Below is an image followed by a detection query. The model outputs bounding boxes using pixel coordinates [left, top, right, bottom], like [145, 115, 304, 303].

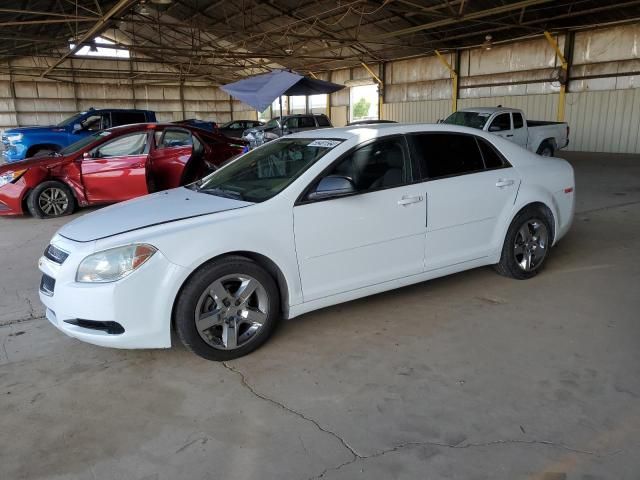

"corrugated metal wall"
[0, 56, 253, 131]
[2, 24, 640, 153]
[380, 23, 640, 154]
[382, 99, 450, 123]
[565, 90, 640, 153]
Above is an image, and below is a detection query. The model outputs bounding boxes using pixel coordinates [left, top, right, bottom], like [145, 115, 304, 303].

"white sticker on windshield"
[307, 139, 341, 148]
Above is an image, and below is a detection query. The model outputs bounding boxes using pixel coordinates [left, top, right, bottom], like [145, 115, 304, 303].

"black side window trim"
[475, 136, 512, 171]
[295, 134, 415, 206]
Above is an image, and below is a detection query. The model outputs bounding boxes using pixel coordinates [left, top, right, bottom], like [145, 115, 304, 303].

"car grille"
[44, 244, 69, 265]
[40, 274, 56, 296]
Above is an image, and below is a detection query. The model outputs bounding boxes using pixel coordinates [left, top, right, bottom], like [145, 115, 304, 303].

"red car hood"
[0, 154, 69, 173]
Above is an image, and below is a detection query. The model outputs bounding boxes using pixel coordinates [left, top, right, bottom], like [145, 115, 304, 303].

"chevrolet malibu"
[38, 124, 575, 361]
[0, 123, 245, 218]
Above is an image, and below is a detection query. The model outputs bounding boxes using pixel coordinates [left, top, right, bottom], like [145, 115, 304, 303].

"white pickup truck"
[442, 107, 569, 156]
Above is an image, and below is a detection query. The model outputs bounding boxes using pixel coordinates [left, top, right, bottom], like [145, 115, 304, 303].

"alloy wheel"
[514, 219, 549, 272]
[194, 274, 270, 350]
[38, 187, 69, 216]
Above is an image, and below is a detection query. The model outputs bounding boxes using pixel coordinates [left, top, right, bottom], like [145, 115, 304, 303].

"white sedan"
[38, 124, 575, 361]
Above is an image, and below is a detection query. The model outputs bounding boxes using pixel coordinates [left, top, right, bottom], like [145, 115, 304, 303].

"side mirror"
[73, 123, 82, 132]
[83, 151, 92, 159]
[437, 119, 443, 124]
[307, 175, 355, 201]
[488, 125, 501, 132]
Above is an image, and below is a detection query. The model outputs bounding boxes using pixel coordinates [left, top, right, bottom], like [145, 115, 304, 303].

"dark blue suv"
[2, 108, 156, 163]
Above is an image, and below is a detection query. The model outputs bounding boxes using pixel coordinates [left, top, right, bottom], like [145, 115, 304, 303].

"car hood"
[0, 154, 68, 174]
[58, 187, 253, 242]
[4, 125, 63, 135]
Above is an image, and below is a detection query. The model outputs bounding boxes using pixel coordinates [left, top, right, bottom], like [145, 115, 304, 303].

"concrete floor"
[1, 151, 639, 480]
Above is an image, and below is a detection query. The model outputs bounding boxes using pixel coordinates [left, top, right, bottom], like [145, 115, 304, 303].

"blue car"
[1, 108, 156, 163]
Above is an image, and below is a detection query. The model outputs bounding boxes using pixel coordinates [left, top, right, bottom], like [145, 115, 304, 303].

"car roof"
[286, 122, 538, 168]
[458, 107, 521, 114]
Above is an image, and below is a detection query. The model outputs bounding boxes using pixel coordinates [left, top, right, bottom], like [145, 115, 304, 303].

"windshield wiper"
[199, 187, 245, 200]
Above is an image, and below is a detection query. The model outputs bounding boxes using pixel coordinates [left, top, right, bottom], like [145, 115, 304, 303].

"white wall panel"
[382, 99, 451, 123]
[565, 89, 640, 153]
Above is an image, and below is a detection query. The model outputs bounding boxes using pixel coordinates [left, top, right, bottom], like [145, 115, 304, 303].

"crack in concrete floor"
[222, 362, 619, 480]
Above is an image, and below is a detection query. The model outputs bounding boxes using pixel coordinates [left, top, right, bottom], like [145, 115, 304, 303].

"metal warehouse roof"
[1, 0, 639, 82]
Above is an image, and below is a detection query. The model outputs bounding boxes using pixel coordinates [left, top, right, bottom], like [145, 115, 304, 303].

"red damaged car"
[0, 123, 246, 218]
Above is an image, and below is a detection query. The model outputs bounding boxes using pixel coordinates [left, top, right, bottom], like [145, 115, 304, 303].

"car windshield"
[59, 131, 111, 155]
[443, 111, 491, 130]
[265, 118, 280, 129]
[194, 138, 343, 203]
[56, 113, 85, 127]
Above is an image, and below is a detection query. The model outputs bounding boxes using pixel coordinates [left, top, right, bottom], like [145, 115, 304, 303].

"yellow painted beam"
[360, 62, 383, 85]
[435, 50, 458, 112]
[361, 62, 384, 120]
[544, 31, 568, 121]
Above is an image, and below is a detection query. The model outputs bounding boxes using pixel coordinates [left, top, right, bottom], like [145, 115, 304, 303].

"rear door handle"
[397, 195, 424, 206]
[496, 179, 515, 188]
[506, 134, 514, 137]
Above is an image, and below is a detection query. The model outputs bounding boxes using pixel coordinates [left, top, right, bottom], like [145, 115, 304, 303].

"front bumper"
[38, 236, 189, 349]
[1, 142, 27, 163]
[0, 178, 28, 215]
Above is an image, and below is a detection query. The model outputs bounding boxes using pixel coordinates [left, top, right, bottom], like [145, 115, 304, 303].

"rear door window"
[316, 115, 331, 127]
[410, 133, 485, 180]
[156, 129, 192, 149]
[477, 137, 509, 169]
[111, 111, 147, 126]
[284, 117, 300, 129]
[300, 116, 316, 128]
[513, 113, 524, 129]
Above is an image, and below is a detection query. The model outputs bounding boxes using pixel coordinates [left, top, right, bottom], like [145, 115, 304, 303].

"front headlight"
[6, 133, 23, 143]
[0, 169, 27, 187]
[76, 244, 157, 283]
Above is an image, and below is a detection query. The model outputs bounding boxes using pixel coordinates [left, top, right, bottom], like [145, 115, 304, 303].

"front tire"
[175, 256, 280, 361]
[494, 206, 552, 280]
[26, 181, 76, 219]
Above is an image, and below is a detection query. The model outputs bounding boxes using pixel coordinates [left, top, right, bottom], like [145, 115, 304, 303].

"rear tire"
[26, 181, 76, 219]
[494, 206, 552, 280]
[537, 141, 554, 157]
[175, 256, 281, 361]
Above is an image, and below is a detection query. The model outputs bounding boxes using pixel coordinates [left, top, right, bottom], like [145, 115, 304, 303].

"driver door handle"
[496, 179, 515, 188]
[506, 134, 514, 137]
[397, 195, 424, 206]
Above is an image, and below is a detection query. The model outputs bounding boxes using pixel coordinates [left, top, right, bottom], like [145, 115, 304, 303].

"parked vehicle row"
[0, 123, 245, 218]
[38, 123, 575, 361]
[2, 108, 157, 163]
[1, 109, 262, 164]
[242, 113, 332, 148]
[442, 107, 569, 157]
